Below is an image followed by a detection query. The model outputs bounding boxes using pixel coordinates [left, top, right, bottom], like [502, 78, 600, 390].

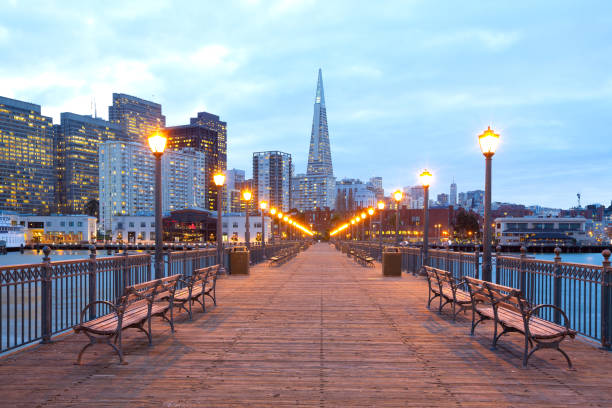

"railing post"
[459, 252, 463, 279]
[495, 245, 501, 284]
[88, 245, 97, 321]
[446, 249, 451, 275]
[601, 249, 611, 349]
[552, 247, 562, 324]
[41, 246, 52, 344]
[122, 245, 129, 293]
[474, 248, 480, 280]
[519, 246, 527, 294]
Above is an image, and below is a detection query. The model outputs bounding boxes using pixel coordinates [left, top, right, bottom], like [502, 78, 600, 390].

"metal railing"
[0, 241, 299, 354]
[336, 241, 612, 348]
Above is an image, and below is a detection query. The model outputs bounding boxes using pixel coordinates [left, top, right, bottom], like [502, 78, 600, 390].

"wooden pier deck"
[1, 243, 611, 407]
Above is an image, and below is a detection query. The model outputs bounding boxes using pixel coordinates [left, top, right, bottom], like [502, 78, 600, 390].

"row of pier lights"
[147, 131, 314, 278]
[331, 126, 500, 281]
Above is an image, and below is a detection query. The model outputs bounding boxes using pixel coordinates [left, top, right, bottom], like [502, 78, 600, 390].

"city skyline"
[1, 1, 611, 208]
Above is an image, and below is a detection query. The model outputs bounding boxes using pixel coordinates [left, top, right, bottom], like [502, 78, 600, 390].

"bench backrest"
[464, 276, 489, 305]
[121, 274, 181, 311]
[464, 276, 528, 315]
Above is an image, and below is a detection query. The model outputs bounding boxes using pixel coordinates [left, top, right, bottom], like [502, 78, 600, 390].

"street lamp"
[360, 212, 366, 241]
[367, 207, 374, 242]
[260, 201, 267, 257]
[478, 126, 500, 281]
[377, 201, 385, 259]
[213, 172, 226, 274]
[242, 190, 252, 250]
[419, 169, 433, 273]
[148, 132, 167, 279]
[393, 190, 403, 244]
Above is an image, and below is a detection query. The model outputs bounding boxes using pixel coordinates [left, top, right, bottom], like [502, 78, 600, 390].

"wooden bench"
[351, 250, 375, 267]
[464, 276, 577, 368]
[171, 265, 220, 319]
[269, 248, 297, 266]
[73, 274, 181, 365]
[424, 266, 471, 320]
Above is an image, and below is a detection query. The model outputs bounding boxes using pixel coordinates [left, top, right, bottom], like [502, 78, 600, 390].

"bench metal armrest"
[527, 304, 572, 332]
[78, 300, 121, 327]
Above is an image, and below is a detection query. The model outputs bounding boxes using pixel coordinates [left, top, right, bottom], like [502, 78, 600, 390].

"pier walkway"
[1, 243, 611, 407]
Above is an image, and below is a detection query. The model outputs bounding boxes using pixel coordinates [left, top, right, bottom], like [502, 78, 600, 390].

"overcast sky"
[1, 0, 611, 208]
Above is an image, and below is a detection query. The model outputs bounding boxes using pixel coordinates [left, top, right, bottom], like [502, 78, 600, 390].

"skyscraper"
[225, 169, 246, 213]
[99, 141, 206, 231]
[108, 93, 165, 144]
[165, 112, 227, 211]
[55, 112, 127, 214]
[0, 96, 54, 214]
[450, 180, 457, 206]
[292, 69, 336, 211]
[253, 151, 292, 212]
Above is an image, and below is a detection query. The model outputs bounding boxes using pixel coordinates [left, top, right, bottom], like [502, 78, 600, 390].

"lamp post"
[419, 169, 433, 272]
[478, 126, 500, 281]
[260, 201, 267, 258]
[213, 173, 226, 274]
[367, 208, 374, 241]
[350, 219, 355, 241]
[269, 207, 276, 243]
[393, 190, 403, 244]
[148, 132, 167, 279]
[377, 201, 385, 259]
[360, 212, 366, 241]
[277, 212, 283, 239]
[242, 190, 252, 250]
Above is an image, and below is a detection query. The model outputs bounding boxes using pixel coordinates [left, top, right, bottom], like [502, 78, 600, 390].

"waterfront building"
[165, 114, 227, 212]
[253, 151, 292, 212]
[163, 209, 217, 242]
[377, 207, 455, 243]
[105, 215, 155, 243]
[108, 93, 165, 145]
[99, 141, 206, 232]
[292, 69, 336, 211]
[450, 180, 457, 206]
[335, 179, 376, 212]
[54, 113, 127, 214]
[494, 216, 588, 245]
[20, 214, 96, 244]
[0, 96, 54, 215]
[222, 213, 272, 243]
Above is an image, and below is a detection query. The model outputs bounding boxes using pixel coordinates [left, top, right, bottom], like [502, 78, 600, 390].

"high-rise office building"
[367, 177, 384, 200]
[165, 113, 227, 211]
[225, 169, 246, 213]
[437, 193, 449, 206]
[190, 111, 227, 170]
[253, 151, 292, 212]
[108, 93, 165, 144]
[292, 69, 336, 211]
[99, 141, 206, 231]
[0, 96, 54, 214]
[336, 179, 376, 212]
[55, 112, 127, 214]
[450, 180, 457, 206]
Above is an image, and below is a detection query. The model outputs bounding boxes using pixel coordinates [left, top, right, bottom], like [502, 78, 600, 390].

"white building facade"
[253, 151, 292, 212]
[20, 215, 97, 244]
[222, 214, 272, 243]
[494, 216, 588, 245]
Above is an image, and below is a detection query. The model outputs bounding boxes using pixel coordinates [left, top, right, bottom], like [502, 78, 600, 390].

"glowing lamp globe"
[270, 207, 276, 215]
[419, 169, 433, 187]
[260, 201, 268, 210]
[277, 212, 283, 219]
[377, 201, 385, 210]
[478, 126, 500, 156]
[242, 191, 252, 201]
[361, 212, 366, 219]
[213, 173, 226, 187]
[393, 190, 403, 202]
[368, 208, 374, 216]
[148, 133, 167, 154]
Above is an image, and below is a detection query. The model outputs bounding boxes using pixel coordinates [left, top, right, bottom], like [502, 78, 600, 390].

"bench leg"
[75, 340, 94, 365]
[524, 339, 573, 369]
[136, 322, 153, 345]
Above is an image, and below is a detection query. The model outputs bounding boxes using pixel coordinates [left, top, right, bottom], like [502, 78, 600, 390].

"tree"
[453, 208, 480, 239]
[84, 199, 99, 218]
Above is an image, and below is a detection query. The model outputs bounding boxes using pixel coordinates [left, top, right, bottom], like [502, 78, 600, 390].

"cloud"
[0, 25, 8, 42]
[424, 29, 521, 51]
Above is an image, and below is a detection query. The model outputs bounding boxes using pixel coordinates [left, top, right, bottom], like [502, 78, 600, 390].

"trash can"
[229, 246, 250, 275]
[382, 247, 402, 277]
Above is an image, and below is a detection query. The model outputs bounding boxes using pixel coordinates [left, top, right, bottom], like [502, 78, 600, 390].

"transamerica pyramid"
[307, 68, 333, 176]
